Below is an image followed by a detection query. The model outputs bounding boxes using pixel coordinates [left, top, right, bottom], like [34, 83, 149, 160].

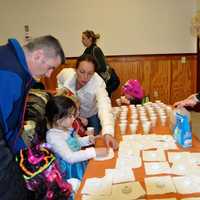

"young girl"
[45, 95, 108, 180]
[116, 79, 144, 105]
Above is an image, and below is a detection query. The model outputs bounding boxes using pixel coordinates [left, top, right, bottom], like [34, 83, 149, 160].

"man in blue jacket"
[0, 35, 65, 200]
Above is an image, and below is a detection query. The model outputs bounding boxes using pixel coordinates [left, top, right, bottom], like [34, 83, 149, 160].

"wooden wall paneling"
[41, 54, 197, 107]
[192, 56, 197, 92]
[108, 59, 143, 104]
[108, 62, 129, 104]
[137, 60, 151, 99]
[170, 56, 197, 104]
[149, 59, 171, 104]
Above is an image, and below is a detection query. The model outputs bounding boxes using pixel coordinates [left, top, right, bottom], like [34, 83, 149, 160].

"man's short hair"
[24, 35, 65, 64]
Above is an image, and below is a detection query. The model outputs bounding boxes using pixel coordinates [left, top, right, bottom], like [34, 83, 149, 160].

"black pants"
[105, 68, 120, 97]
[0, 126, 32, 200]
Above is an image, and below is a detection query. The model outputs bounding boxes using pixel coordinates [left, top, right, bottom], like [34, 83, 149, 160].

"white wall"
[0, 0, 197, 56]
[197, 0, 200, 10]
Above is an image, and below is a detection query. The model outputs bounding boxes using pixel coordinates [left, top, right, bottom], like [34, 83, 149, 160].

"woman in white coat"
[57, 55, 118, 150]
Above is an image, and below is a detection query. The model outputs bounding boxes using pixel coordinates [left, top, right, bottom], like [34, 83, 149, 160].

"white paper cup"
[166, 106, 172, 116]
[131, 114, 138, 120]
[131, 119, 139, 126]
[121, 105, 128, 110]
[87, 127, 95, 135]
[129, 105, 135, 109]
[140, 117, 148, 123]
[136, 105, 142, 108]
[160, 115, 167, 126]
[120, 113, 127, 119]
[150, 116, 157, 127]
[130, 108, 137, 114]
[120, 119, 128, 124]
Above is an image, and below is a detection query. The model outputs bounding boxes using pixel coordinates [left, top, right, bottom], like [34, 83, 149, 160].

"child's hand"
[124, 98, 130, 105]
[116, 98, 122, 106]
[120, 96, 130, 105]
[79, 117, 88, 126]
[95, 147, 109, 158]
[89, 135, 95, 144]
[89, 135, 101, 144]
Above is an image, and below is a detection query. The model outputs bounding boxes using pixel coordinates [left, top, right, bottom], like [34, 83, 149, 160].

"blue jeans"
[87, 114, 102, 135]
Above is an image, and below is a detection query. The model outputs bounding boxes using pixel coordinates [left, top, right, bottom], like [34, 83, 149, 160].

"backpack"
[22, 89, 52, 146]
[16, 144, 72, 200]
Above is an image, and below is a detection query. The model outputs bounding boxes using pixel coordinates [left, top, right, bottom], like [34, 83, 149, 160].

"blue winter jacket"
[0, 39, 34, 153]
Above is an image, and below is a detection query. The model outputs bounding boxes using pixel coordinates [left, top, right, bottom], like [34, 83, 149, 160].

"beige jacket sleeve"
[95, 81, 115, 136]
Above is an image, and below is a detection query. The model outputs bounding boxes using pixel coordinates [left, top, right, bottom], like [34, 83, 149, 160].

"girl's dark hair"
[76, 54, 98, 72]
[82, 30, 100, 44]
[45, 96, 77, 127]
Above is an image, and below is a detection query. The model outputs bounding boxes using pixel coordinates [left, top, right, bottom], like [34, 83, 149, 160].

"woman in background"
[82, 30, 107, 76]
[81, 30, 120, 97]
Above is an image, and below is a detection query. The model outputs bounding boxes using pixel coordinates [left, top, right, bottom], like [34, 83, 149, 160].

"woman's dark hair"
[45, 96, 77, 127]
[82, 30, 100, 44]
[75, 54, 98, 72]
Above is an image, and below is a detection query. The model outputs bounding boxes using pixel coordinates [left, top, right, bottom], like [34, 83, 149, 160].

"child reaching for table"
[116, 79, 144, 105]
[45, 96, 108, 180]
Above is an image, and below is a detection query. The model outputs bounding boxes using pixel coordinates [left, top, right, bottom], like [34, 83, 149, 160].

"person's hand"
[89, 135, 95, 144]
[95, 147, 109, 157]
[124, 98, 130, 105]
[103, 134, 118, 150]
[173, 94, 198, 108]
[116, 98, 122, 106]
[120, 96, 130, 105]
[79, 117, 88, 126]
[88, 135, 102, 144]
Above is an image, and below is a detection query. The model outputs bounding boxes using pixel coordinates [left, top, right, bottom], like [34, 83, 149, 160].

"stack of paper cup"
[119, 123, 127, 135]
[120, 113, 127, 121]
[129, 123, 137, 134]
[131, 113, 138, 120]
[131, 119, 139, 126]
[160, 115, 167, 126]
[150, 115, 157, 127]
[166, 106, 172, 116]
